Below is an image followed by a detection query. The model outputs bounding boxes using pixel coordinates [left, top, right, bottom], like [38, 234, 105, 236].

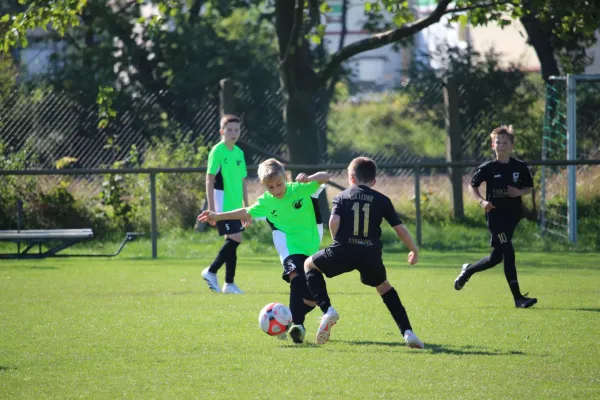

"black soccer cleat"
[515, 293, 538, 309]
[288, 324, 306, 344]
[454, 263, 471, 291]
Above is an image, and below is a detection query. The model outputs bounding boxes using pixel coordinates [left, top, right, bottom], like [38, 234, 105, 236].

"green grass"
[2, 218, 595, 262]
[1, 249, 599, 399]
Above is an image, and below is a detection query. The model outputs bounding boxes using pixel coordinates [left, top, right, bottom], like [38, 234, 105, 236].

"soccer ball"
[258, 302, 293, 336]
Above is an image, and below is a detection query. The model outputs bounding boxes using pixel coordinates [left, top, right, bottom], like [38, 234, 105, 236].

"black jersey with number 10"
[331, 185, 402, 250]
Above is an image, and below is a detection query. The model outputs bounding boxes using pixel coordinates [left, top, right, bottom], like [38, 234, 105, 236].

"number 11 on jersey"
[351, 202, 370, 237]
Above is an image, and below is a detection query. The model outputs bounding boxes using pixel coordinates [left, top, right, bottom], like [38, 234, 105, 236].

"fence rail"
[2, 158, 599, 258]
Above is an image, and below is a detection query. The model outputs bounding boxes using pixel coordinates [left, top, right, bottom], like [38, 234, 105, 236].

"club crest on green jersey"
[293, 199, 304, 209]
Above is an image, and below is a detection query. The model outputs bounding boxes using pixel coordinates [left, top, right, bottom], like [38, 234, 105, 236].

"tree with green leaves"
[2, 0, 599, 167]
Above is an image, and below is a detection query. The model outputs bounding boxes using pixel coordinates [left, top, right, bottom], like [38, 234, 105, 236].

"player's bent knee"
[375, 280, 392, 295]
[288, 270, 299, 281]
[304, 256, 318, 272]
[490, 254, 503, 265]
[226, 233, 243, 243]
[303, 299, 316, 307]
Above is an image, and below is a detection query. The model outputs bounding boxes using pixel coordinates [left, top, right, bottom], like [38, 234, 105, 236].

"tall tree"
[2, 0, 599, 164]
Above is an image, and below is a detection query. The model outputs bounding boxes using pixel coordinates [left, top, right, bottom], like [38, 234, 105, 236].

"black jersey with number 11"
[331, 185, 402, 250]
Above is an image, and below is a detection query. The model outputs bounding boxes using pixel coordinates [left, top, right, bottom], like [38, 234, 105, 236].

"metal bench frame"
[0, 229, 142, 259]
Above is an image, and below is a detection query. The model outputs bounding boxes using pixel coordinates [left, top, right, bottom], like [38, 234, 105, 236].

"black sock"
[208, 239, 237, 274]
[381, 287, 412, 335]
[502, 242, 522, 299]
[466, 246, 503, 278]
[224, 239, 240, 284]
[290, 276, 312, 325]
[305, 269, 331, 313]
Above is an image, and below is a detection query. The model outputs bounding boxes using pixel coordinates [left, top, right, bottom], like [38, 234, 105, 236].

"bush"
[0, 134, 208, 238]
[328, 93, 446, 163]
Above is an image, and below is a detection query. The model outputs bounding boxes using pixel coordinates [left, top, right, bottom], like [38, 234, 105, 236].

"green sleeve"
[295, 181, 321, 197]
[247, 195, 268, 218]
[207, 146, 221, 175]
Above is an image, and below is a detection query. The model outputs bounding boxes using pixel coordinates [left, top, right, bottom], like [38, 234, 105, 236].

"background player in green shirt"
[198, 159, 330, 344]
[201, 114, 248, 294]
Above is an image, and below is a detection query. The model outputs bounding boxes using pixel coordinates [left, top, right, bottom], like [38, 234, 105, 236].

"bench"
[0, 229, 142, 259]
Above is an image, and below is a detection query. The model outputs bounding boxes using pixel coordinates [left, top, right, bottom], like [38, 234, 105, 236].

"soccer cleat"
[316, 307, 339, 345]
[515, 293, 538, 308]
[454, 263, 471, 291]
[403, 330, 425, 349]
[222, 283, 244, 294]
[201, 267, 221, 293]
[288, 324, 306, 344]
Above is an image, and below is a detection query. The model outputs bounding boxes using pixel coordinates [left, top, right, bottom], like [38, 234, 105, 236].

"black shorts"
[282, 254, 309, 283]
[216, 220, 244, 236]
[312, 242, 386, 287]
[487, 215, 519, 247]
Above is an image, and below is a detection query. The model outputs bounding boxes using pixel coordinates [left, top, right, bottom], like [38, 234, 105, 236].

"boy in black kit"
[454, 125, 537, 308]
[304, 157, 424, 348]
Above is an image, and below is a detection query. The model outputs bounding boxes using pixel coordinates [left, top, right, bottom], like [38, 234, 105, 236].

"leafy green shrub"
[0, 142, 39, 228]
[129, 134, 209, 232]
[328, 92, 446, 163]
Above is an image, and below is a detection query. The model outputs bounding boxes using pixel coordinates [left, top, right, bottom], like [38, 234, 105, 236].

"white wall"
[323, 1, 403, 89]
[585, 33, 600, 75]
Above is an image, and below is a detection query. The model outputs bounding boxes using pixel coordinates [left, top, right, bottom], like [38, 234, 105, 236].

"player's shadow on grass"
[0, 366, 16, 371]
[282, 343, 320, 349]
[423, 343, 525, 356]
[529, 307, 600, 313]
[341, 340, 525, 356]
[28, 265, 59, 270]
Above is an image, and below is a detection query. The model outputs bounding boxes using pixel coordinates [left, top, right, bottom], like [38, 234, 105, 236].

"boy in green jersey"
[198, 158, 330, 344]
[201, 114, 248, 294]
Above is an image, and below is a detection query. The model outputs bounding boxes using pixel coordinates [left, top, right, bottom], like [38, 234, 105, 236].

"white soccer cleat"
[201, 267, 221, 293]
[403, 330, 425, 349]
[222, 282, 244, 294]
[454, 263, 471, 291]
[316, 307, 339, 345]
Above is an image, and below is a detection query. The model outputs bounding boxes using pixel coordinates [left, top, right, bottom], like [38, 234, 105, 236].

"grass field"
[1, 247, 599, 399]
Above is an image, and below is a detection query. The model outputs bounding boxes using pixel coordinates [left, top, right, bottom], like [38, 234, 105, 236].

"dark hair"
[220, 114, 241, 128]
[348, 156, 377, 183]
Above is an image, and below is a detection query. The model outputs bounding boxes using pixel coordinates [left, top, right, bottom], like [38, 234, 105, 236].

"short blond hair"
[490, 125, 515, 143]
[258, 158, 286, 182]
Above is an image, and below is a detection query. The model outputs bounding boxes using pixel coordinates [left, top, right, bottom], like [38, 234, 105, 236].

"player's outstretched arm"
[295, 171, 330, 184]
[393, 224, 419, 265]
[198, 208, 252, 225]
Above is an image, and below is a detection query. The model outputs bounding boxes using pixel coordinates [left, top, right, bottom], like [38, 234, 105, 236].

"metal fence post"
[414, 167, 422, 246]
[150, 173, 158, 259]
[566, 74, 577, 244]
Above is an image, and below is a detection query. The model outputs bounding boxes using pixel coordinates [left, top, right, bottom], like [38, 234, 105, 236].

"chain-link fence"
[5, 74, 600, 250]
[541, 75, 600, 242]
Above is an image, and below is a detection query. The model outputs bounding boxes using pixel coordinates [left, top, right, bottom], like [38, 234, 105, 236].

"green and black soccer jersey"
[247, 181, 322, 259]
[207, 142, 247, 212]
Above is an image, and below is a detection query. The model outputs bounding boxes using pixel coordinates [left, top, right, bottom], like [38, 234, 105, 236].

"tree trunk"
[520, 5, 561, 81]
[276, 0, 330, 220]
[444, 77, 464, 220]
